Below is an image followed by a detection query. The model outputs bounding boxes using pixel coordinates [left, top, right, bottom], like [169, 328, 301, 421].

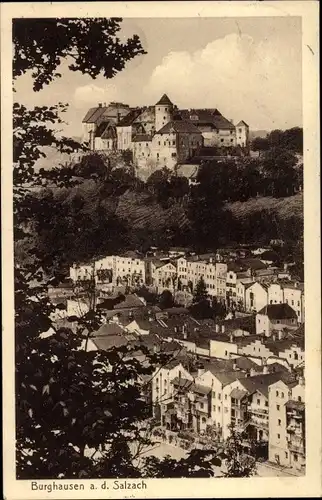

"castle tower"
[155, 94, 174, 132]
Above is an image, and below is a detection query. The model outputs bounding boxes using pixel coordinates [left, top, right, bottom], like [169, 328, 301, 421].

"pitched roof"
[93, 323, 124, 337]
[132, 134, 152, 142]
[175, 164, 199, 179]
[114, 294, 145, 310]
[82, 106, 108, 124]
[95, 121, 111, 138]
[240, 372, 296, 398]
[230, 388, 248, 400]
[117, 108, 142, 126]
[257, 303, 298, 320]
[236, 120, 249, 127]
[212, 115, 235, 130]
[155, 94, 173, 106]
[286, 399, 305, 411]
[156, 120, 202, 135]
[91, 333, 129, 351]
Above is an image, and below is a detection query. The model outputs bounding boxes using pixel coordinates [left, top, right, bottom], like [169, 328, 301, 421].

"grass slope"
[226, 193, 303, 220]
[116, 190, 190, 230]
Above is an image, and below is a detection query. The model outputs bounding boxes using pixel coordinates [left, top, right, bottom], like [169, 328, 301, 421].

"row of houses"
[69, 252, 304, 322]
[153, 359, 305, 472]
[47, 290, 305, 474]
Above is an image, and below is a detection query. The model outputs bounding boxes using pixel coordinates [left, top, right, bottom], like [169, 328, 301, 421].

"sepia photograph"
[1, 1, 320, 499]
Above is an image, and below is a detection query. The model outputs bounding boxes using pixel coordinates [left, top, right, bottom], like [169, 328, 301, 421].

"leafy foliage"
[13, 18, 146, 91]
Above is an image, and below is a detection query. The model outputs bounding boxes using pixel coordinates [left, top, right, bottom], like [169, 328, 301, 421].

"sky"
[14, 16, 302, 136]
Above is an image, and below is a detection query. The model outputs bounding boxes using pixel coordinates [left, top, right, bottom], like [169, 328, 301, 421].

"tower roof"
[155, 94, 173, 106]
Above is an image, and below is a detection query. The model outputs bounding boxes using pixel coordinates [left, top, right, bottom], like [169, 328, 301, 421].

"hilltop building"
[81, 94, 250, 173]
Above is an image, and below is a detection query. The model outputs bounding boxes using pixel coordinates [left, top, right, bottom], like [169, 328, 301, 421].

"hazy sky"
[14, 16, 302, 136]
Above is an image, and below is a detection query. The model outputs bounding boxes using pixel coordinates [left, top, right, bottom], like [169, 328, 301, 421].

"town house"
[256, 304, 298, 336]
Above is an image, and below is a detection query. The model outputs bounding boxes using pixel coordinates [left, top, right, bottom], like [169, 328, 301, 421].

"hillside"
[116, 190, 190, 231]
[226, 193, 303, 220]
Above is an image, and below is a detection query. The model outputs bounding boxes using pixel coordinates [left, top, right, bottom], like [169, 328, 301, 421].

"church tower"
[155, 94, 174, 132]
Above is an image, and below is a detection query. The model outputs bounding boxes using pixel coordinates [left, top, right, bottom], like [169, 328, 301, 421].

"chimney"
[215, 324, 219, 333]
[233, 360, 237, 371]
[272, 333, 276, 342]
[263, 365, 269, 374]
[250, 368, 256, 377]
[197, 368, 204, 377]
[278, 330, 284, 341]
[209, 257, 213, 263]
[298, 375, 305, 386]
[183, 324, 187, 340]
[284, 263, 288, 271]
[294, 282, 298, 288]
[229, 332, 234, 343]
[221, 325, 225, 333]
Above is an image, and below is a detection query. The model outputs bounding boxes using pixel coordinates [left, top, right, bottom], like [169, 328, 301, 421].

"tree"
[192, 276, 208, 304]
[159, 290, 174, 310]
[14, 17, 237, 480]
[13, 18, 146, 91]
[221, 426, 257, 477]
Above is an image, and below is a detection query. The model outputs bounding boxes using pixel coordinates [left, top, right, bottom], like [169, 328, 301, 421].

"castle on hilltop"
[82, 94, 249, 171]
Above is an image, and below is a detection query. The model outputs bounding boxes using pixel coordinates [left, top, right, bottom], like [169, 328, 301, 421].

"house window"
[218, 394, 221, 401]
[172, 140, 176, 145]
[171, 152, 177, 157]
[239, 128, 242, 133]
[292, 300, 294, 305]
[294, 352, 298, 360]
[281, 392, 284, 398]
[164, 141, 166, 146]
[213, 392, 216, 398]
[276, 391, 279, 397]
[294, 454, 298, 462]
[285, 452, 288, 459]
[221, 139, 224, 143]
[297, 301, 300, 306]
[277, 320, 280, 324]
[200, 402, 204, 409]
[257, 399, 260, 405]
[270, 300, 273, 304]
[217, 406, 220, 412]
[225, 394, 227, 400]
[213, 405, 216, 411]
[231, 139, 234, 142]
[157, 153, 159, 158]
[278, 419, 281, 426]
[277, 405, 280, 410]
[298, 396, 302, 402]
[225, 350, 228, 356]
[158, 141, 161, 146]
[277, 433, 280, 439]
[265, 401, 268, 407]
[224, 407, 228, 413]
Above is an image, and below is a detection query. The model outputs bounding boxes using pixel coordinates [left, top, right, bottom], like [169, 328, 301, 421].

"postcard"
[1, 1, 320, 498]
